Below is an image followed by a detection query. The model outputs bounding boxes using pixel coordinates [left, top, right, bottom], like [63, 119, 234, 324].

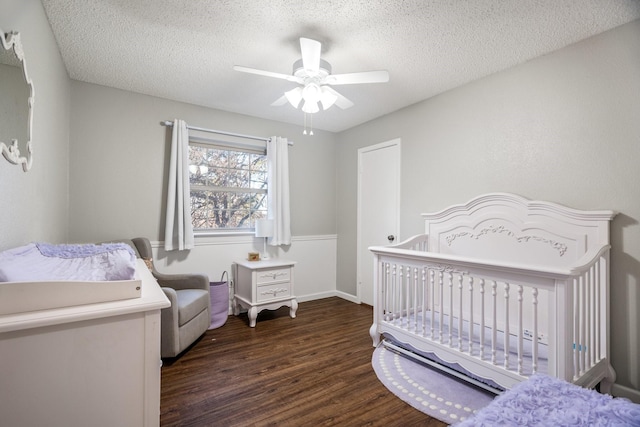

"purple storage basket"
[208, 271, 229, 330]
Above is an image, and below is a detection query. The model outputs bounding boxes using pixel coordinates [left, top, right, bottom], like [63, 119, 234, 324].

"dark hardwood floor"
[160, 297, 446, 427]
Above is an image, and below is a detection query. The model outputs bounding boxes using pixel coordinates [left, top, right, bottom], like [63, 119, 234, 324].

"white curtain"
[267, 136, 291, 246]
[164, 119, 194, 251]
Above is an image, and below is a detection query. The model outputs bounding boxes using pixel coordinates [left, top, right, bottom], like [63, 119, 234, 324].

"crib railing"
[370, 236, 612, 390]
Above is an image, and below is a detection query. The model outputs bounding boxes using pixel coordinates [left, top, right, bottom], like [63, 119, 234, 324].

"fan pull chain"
[302, 113, 314, 136]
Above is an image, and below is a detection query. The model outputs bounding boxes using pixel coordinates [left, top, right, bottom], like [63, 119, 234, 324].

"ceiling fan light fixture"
[301, 100, 319, 114]
[284, 87, 303, 108]
[319, 86, 338, 110]
[301, 83, 321, 104]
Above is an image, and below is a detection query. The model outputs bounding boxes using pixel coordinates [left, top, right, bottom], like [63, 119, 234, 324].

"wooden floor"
[160, 297, 446, 427]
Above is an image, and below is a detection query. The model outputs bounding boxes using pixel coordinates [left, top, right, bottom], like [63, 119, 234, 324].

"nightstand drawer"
[256, 268, 291, 285]
[257, 282, 291, 301]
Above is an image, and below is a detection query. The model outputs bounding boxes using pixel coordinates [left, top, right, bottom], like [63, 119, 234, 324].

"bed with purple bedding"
[0, 242, 141, 315]
[456, 374, 640, 426]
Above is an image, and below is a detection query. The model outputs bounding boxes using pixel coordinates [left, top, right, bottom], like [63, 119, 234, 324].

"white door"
[357, 139, 400, 306]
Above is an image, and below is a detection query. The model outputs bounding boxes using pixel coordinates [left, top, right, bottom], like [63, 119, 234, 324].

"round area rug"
[372, 344, 495, 425]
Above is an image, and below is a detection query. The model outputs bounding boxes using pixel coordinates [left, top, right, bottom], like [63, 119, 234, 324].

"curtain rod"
[161, 120, 293, 145]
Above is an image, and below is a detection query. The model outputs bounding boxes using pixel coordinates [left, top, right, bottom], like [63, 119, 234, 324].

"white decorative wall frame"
[0, 30, 34, 172]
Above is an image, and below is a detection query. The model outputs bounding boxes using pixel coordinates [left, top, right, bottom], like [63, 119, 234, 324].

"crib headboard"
[422, 193, 616, 267]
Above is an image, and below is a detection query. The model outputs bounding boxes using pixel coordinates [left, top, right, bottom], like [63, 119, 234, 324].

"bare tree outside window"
[189, 144, 267, 230]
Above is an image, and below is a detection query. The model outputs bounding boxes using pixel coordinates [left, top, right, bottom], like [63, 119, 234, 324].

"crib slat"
[392, 264, 399, 324]
[429, 269, 436, 340]
[491, 281, 497, 365]
[385, 263, 390, 321]
[410, 267, 414, 329]
[532, 287, 539, 374]
[591, 264, 597, 367]
[586, 267, 592, 370]
[517, 285, 524, 375]
[504, 283, 510, 370]
[595, 261, 601, 362]
[448, 272, 454, 347]
[401, 266, 407, 328]
[439, 271, 444, 344]
[415, 267, 421, 333]
[479, 279, 486, 360]
[414, 267, 418, 332]
[573, 276, 579, 380]
[468, 277, 474, 356]
[421, 268, 427, 337]
[458, 274, 463, 351]
[579, 274, 585, 377]
[430, 269, 435, 340]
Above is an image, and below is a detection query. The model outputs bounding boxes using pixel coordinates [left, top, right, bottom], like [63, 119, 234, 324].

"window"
[189, 141, 267, 231]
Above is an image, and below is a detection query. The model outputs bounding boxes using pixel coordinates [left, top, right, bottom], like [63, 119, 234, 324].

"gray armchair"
[130, 238, 210, 358]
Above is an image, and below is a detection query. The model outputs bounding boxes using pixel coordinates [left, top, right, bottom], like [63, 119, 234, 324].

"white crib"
[369, 193, 617, 392]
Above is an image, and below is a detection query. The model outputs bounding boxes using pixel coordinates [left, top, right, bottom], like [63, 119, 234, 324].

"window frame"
[188, 136, 268, 235]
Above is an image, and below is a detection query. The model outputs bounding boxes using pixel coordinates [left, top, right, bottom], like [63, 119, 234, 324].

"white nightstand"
[233, 259, 298, 327]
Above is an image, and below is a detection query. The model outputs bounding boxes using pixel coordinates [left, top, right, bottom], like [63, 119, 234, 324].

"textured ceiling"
[42, 0, 640, 133]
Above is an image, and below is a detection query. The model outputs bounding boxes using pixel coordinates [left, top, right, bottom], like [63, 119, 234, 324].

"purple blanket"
[35, 242, 135, 259]
[456, 374, 640, 426]
[0, 242, 137, 282]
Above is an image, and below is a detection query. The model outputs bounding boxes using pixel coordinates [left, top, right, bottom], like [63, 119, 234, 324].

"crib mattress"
[383, 311, 549, 390]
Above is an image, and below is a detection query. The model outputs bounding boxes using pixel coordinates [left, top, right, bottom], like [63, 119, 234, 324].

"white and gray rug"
[372, 344, 496, 425]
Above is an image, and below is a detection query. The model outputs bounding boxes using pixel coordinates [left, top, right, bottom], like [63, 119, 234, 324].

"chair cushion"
[176, 289, 209, 327]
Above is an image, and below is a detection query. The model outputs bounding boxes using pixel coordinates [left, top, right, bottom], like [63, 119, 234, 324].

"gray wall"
[336, 19, 640, 396]
[68, 82, 337, 243]
[0, 0, 70, 251]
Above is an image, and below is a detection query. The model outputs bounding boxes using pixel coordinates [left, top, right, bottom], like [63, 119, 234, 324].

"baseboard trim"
[297, 291, 359, 304]
[334, 291, 360, 304]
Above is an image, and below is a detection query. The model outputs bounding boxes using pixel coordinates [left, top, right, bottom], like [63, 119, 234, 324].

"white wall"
[149, 234, 340, 304]
[0, 0, 70, 250]
[68, 82, 339, 300]
[68, 81, 337, 241]
[336, 20, 640, 399]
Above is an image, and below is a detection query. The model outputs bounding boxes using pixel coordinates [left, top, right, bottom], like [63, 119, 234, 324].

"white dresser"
[0, 259, 170, 427]
[233, 259, 298, 327]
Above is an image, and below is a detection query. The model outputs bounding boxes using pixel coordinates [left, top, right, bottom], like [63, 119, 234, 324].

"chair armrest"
[160, 287, 180, 357]
[161, 286, 178, 311]
[155, 272, 209, 291]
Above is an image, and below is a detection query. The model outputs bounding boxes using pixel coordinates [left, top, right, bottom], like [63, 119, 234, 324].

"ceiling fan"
[233, 37, 389, 114]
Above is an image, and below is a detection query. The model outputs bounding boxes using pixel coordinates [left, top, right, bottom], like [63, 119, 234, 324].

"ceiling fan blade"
[325, 70, 389, 85]
[322, 86, 354, 109]
[271, 95, 289, 106]
[233, 65, 303, 83]
[300, 37, 321, 75]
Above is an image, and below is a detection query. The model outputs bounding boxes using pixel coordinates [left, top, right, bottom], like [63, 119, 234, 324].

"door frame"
[356, 138, 401, 304]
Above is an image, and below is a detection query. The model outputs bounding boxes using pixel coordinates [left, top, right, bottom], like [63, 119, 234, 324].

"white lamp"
[255, 219, 274, 260]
